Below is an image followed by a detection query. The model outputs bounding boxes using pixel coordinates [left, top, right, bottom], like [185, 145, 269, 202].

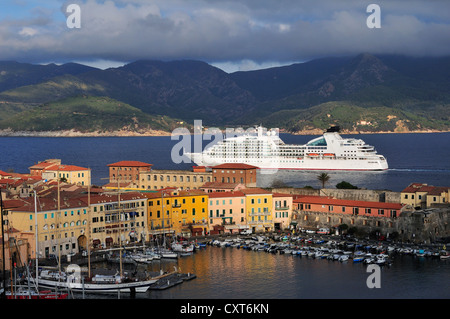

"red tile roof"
[107, 161, 152, 167]
[240, 188, 272, 195]
[0, 170, 12, 177]
[402, 183, 448, 194]
[272, 192, 294, 198]
[294, 195, 403, 210]
[201, 182, 244, 189]
[211, 163, 259, 170]
[45, 164, 89, 171]
[208, 191, 246, 198]
[29, 162, 58, 170]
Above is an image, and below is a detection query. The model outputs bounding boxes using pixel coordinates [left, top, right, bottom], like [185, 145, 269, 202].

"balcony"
[248, 210, 271, 216]
[275, 206, 289, 211]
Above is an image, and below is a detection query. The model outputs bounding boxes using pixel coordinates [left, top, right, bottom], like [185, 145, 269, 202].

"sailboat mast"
[34, 191, 38, 289]
[0, 188, 6, 299]
[117, 174, 123, 278]
[87, 168, 91, 278]
[57, 170, 61, 274]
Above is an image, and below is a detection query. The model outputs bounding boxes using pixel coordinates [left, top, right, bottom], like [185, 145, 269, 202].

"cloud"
[0, 0, 449, 70]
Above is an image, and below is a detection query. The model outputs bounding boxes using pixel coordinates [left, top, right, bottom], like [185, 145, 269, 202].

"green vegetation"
[0, 95, 184, 133]
[336, 181, 358, 189]
[258, 101, 450, 133]
[1, 55, 449, 133]
[317, 173, 330, 189]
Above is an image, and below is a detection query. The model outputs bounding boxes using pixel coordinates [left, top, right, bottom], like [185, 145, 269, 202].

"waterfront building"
[108, 160, 153, 187]
[2, 188, 147, 258]
[29, 159, 91, 186]
[29, 159, 61, 177]
[0, 227, 31, 271]
[4, 194, 89, 259]
[294, 196, 403, 218]
[401, 183, 449, 209]
[200, 182, 246, 193]
[43, 165, 91, 186]
[208, 191, 247, 234]
[88, 192, 148, 248]
[272, 193, 294, 231]
[211, 163, 258, 187]
[241, 188, 274, 233]
[144, 189, 209, 238]
[139, 168, 212, 190]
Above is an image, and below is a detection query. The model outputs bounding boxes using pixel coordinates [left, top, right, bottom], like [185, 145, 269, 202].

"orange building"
[108, 161, 153, 185]
[294, 196, 403, 218]
[211, 163, 258, 187]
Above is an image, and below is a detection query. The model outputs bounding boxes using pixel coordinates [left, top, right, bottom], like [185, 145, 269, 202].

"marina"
[30, 231, 447, 299]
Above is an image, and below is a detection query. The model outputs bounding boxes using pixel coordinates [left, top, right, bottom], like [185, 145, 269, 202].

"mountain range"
[0, 53, 449, 134]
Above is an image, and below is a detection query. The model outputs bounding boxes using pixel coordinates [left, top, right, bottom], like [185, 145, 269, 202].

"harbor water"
[85, 244, 450, 299]
[1, 132, 449, 301]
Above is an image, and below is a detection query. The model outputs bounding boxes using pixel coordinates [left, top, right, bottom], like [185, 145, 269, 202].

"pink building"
[208, 191, 247, 234]
[273, 193, 294, 231]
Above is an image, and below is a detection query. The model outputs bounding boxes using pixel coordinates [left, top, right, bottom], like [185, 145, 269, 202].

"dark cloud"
[0, 0, 449, 70]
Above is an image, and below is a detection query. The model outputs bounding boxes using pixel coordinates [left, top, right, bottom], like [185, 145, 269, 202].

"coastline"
[290, 129, 450, 135]
[0, 128, 173, 137]
[0, 128, 449, 137]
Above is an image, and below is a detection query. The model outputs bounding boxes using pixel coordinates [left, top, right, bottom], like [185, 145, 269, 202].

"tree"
[336, 181, 358, 189]
[317, 172, 330, 188]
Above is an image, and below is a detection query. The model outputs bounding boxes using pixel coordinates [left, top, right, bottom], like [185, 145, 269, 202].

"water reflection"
[143, 247, 449, 299]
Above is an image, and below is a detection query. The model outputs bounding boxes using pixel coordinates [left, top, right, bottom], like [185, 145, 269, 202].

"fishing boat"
[3, 285, 68, 299]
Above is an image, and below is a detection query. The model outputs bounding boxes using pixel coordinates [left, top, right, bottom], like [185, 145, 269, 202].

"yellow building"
[401, 183, 449, 209]
[145, 189, 208, 238]
[42, 164, 91, 186]
[4, 195, 88, 259]
[3, 190, 147, 258]
[241, 188, 273, 233]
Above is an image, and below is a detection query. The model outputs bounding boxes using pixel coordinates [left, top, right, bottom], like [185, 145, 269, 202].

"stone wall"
[292, 206, 450, 244]
[396, 208, 450, 243]
[267, 187, 320, 196]
[320, 188, 401, 203]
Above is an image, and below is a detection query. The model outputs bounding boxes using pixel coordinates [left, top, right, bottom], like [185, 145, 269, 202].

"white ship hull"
[184, 126, 388, 171]
[186, 153, 387, 171]
[34, 277, 157, 293]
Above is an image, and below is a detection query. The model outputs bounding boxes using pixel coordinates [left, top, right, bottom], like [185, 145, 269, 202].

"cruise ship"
[184, 126, 388, 171]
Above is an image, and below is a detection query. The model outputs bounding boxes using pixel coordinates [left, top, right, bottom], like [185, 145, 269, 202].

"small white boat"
[172, 242, 194, 253]
[339, 255, 349, 262]
[440, 251, 450, 260]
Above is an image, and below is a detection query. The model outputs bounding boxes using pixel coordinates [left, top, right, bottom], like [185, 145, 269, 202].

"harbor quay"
[1, 159, 449, 274]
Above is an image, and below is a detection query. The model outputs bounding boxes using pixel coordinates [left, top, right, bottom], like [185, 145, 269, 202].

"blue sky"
[0, 0, 449, 72]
